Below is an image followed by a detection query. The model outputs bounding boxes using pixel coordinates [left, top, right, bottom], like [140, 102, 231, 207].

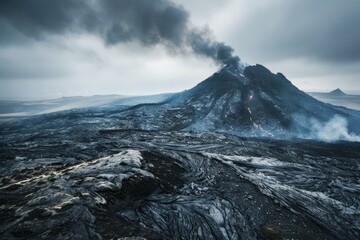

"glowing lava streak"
[246, 94, 274, 137]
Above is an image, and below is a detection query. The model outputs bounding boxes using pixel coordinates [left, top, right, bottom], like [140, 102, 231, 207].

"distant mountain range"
[308, 89, 360, 110]
[0, 93, 172, 118]
[329, 88, 347, 96]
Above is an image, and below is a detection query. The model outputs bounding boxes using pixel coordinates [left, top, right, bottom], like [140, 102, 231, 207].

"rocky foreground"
[1, 129, 359, 240]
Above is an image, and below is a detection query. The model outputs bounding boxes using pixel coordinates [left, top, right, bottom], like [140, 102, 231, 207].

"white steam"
[312, 115, 360, 142]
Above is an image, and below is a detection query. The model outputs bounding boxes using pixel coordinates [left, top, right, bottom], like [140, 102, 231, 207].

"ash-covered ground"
[1, 64, 360, 239]
[1, 124, 359, 239]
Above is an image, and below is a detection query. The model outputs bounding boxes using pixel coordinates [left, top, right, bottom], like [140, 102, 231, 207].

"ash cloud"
[0, 0, 240, 66]
[189, 28, 240, 66]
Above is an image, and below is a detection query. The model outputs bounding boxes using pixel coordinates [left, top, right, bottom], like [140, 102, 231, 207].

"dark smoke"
[0, 0, 240, 66]
[188, 28, 240, 66]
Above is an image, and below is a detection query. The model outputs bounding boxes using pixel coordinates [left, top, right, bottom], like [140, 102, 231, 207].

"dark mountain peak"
[242, 64, 296, 98]
[168, 64, 360, 136]
[244, 64, 272, 78]
[244, 64, 291, 85]
[190, 64, 297, 100]
[329, 88, 346, 96]
[191, 64, 248, 93]
[95, 63, 360, 138]
[168, 64, 306, 135]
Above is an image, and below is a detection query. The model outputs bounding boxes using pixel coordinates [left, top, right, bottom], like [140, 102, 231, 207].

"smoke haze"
[312, 115, 360, 142]
[0, 0, 239, 66]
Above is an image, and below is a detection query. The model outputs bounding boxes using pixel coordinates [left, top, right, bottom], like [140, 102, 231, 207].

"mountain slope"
[119, 64, 360, 138]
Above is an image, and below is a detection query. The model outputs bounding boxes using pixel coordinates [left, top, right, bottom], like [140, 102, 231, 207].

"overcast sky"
[1, 0, 360, 100]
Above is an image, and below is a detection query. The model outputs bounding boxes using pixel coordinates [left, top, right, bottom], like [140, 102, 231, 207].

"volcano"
[115, 64, 360, 139]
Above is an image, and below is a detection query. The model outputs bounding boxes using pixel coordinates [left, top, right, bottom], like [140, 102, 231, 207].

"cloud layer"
[0, 0, 239, 66]
[0, 0, 360, 99]
[224, 0, 360, 63]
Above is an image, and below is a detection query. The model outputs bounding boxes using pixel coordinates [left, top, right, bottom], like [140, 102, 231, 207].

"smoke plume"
[0, 0, 240, 66]
[293, 114, 360, 142]
[312, 115, 360, 142]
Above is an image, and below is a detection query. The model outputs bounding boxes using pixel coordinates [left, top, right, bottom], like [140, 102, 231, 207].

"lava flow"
[246, 94, 274, 136]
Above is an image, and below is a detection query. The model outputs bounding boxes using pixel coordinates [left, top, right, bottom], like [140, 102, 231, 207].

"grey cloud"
[0, 21, 32, 46]
[235, 0, 360, 63]
[99, 0, 189, 47]
[0, 0, 239, 66]
[0, 0, 87, 38]
[0, 55, 69, 80]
